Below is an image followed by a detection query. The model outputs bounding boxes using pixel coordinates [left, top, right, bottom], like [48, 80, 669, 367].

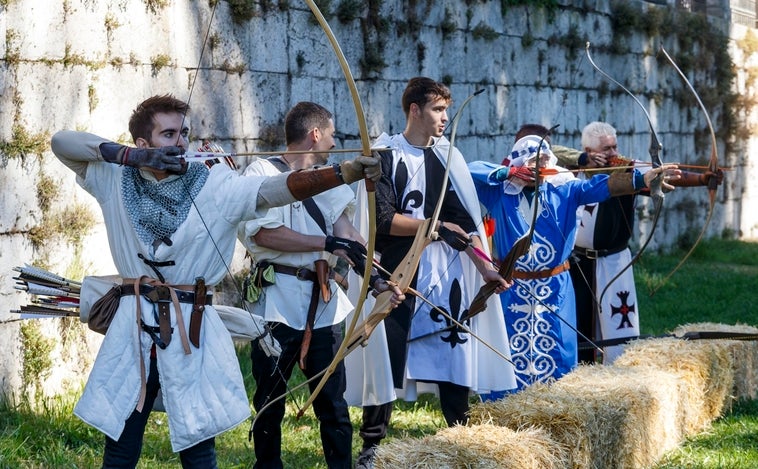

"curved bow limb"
[295, 219, 432, 419]
[585, 42, 665, 308]
[294, 0, 377, 419]
[649, 47, 721, 296]
[342, 88, 486, 349]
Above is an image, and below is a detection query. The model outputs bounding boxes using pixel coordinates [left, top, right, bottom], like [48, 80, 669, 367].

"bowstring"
[174, 1, 306, 426]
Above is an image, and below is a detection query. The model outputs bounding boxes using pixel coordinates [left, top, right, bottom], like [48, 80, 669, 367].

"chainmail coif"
[122, 164, 209, 246]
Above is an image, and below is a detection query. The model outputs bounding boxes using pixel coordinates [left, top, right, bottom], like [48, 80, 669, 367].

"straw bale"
[469, 382, 603, 468]
[469, 366, 683, 469]
[614, 336, 733, 435]
[673, 322, 758, 400]
[374, 424, 567, 469]
[554, 365, 684, 468]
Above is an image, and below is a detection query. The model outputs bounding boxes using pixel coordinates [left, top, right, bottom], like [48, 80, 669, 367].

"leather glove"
[123, 146, 187, 174]
[494, 165, 534, 182]
[437, 223, 469, 251]
[702, 168, 724, 186]
[325, 235, 367, 273]
[340, 153, 381, 184]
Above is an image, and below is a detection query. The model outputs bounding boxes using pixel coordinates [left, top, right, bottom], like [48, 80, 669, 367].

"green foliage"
[0, 124, 48, 159]
[150, 54, 173, 72]
[336, 0, 362, 23]
[226, 0, 257, 22]
[28, 203, 97, 249]
[220, 60, 246, 75]
[144, 0, 169, 14]
[500, 0, 558, 16]
[655, 399, 758, 468]
[36, 171, 59, 213]
[471, 21, 498, 41]
[308, 0, 333, 25]
[440, 9, 457, 36]
[104, 12, 120, 33]
[19, 322, 55, 391]
[609, 0, 742, 156]
[87, 84, 98, 113]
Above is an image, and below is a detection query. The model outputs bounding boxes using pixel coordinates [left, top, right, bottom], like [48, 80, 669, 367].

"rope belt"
[573, 244, 628, 260]
[512, 260, 571, 280]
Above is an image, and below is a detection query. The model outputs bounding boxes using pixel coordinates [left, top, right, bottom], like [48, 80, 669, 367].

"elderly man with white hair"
[469, 125, 681, 393]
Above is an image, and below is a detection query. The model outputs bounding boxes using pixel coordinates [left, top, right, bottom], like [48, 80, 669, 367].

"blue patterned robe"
[469, 161, 612, 390]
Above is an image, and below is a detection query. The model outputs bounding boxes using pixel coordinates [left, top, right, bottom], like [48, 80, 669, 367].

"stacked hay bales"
[672, 322, 758, 400]
[614, 336, 733, 434]
[468, 366, 683, 468]
[373, 323, 753, 469]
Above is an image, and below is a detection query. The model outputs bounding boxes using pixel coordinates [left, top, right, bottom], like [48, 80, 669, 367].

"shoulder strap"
[268, 157, 328, 234]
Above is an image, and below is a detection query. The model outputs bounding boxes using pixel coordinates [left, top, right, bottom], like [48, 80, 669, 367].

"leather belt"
[268, 262, 334, 370]
[513, 260, 571, 280]
[119, 283, 213, 305]
[269, 263, 348, 290]
[573, 244, 628, 260]
[270, 263, 319, 282]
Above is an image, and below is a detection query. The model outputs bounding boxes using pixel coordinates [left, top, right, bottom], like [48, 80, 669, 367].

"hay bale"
[469, 366, 682, 469]
[614, 336, 733, 435]
[374, 424, 567, 469]
[673, 322, 758, 400]
[470, 383, 597, 468]
[554, 365, 684, 468]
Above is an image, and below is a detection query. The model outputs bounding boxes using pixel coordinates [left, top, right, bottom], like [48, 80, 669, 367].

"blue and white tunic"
[469, 160, 613, 389]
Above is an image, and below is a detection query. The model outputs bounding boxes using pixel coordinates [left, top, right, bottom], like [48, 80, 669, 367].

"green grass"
[0, 238, 756, 467]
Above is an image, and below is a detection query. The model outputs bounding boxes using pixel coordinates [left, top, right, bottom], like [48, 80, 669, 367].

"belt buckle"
[585, 248, 600, 260]
[145, 285, 171, 303]
[295, 267, 310, 281]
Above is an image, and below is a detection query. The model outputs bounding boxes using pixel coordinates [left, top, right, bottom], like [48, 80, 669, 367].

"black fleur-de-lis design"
[401, 190, 423, 215]
[394, 158, 423, 214]
[430, 278, 469, 348]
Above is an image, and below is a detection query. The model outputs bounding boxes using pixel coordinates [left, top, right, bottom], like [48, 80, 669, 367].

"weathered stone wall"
[0, 0, 755, 399]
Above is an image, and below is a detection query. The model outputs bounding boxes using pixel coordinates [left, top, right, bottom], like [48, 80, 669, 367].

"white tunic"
[237, 158, 355, 329]
[70, 158, 265, 452]
[344, 133, 517, 406]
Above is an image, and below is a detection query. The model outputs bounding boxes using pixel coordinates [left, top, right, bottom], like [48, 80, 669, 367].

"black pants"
[570, 254, 598, 364]
[358, 381, 470, 450]
[251, 323, 352, 469]
[102, 357, 217, 469]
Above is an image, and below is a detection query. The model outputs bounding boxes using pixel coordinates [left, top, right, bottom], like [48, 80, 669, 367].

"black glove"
[100, 142, 187, 174]
[325, 235, 367, 273]
[437, 224, 470, 251]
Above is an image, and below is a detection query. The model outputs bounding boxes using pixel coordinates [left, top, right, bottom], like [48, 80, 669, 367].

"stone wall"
[0, 0, 755, 399]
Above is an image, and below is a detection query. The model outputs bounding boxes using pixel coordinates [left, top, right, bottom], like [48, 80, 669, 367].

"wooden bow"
[461, 127, 556, 323]
[585, 42, 665, 308]
[649, 47, 721, 296]
[288, 0, 378, 419]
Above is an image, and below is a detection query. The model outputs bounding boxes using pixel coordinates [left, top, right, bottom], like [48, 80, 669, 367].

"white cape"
[344, 134, 516, 406]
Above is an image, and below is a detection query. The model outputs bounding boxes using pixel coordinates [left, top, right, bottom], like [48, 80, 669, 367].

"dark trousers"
[102, 357, 217, 469]
[251, 323, 352, 469]
[359, 381, 470, 450]
[570, 254, 599, 364]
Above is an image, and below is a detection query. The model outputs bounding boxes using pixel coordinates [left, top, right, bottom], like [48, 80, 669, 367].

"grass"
[0, 238, 756, 467]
